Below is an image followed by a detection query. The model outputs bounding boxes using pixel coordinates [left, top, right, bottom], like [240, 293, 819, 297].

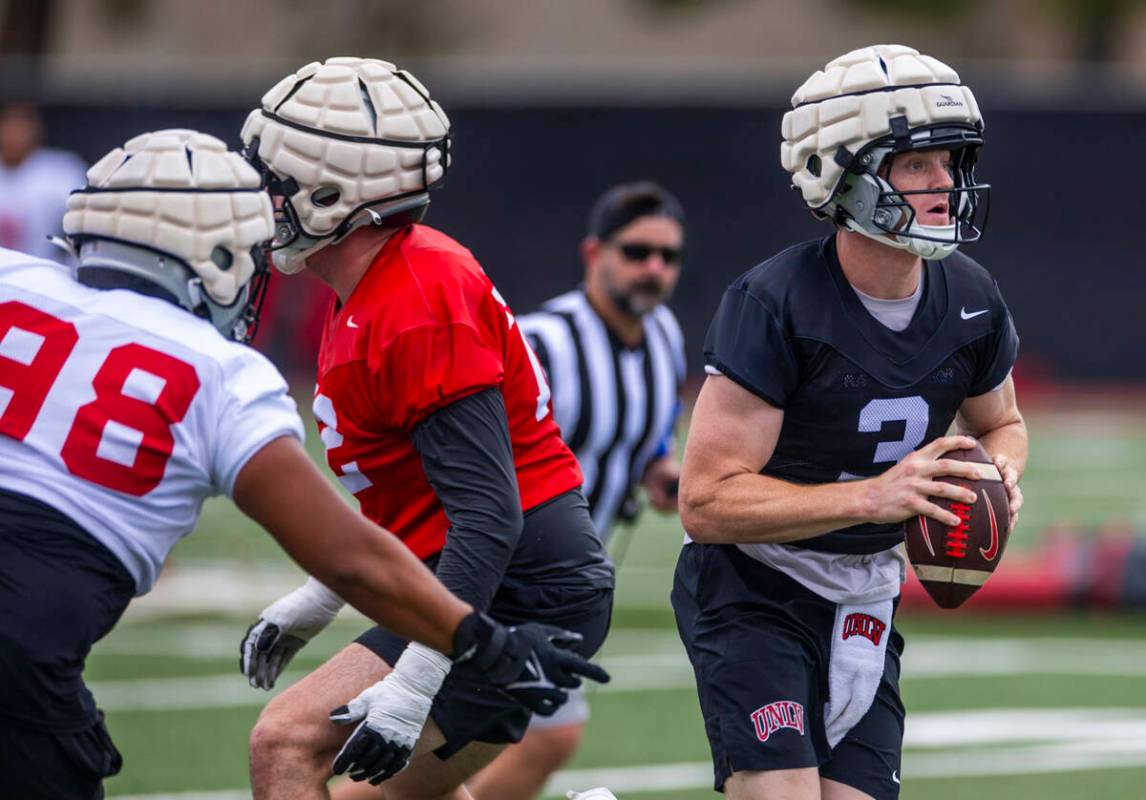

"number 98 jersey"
[0, 249, 304, 593]
[312, 225, 583, 560]
[704, 236, 1019, 555]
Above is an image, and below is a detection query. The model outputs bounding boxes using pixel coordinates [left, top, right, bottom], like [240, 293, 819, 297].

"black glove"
[328, 642, 449, 784]
[452, 611, 611, 716]
[239, 620, 307, 690]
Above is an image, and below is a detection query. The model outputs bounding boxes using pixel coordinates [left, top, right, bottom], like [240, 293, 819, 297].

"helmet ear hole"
[210, 246, 234, 271]
[311, 186, 340, 208]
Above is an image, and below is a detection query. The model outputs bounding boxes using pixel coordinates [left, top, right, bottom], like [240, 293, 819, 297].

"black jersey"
[703, 235, 1019, 554]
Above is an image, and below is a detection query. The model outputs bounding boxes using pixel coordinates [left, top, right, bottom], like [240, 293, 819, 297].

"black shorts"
[0, 490, 133, 798]
[0, 712, 121, 800]
[357, 490, 615, 759]
[671, 543, 905, 800]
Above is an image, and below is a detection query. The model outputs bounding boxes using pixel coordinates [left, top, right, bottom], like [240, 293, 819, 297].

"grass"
[94, 405, 1146, 798]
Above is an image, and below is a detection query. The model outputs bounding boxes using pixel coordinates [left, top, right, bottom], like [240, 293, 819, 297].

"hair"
[587, 181, 685, 241]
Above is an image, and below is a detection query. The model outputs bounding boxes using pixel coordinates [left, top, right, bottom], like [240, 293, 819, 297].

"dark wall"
[40, 102, 1146, 382]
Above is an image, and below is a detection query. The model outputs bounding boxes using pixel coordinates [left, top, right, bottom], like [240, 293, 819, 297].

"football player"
[471, 182, 688, 800]
[0, 130, 606, 800]
[237, 58, 615, 797]
[675, 45, 1027, 800]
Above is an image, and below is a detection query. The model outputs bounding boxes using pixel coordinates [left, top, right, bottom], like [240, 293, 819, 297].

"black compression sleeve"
[412, 387, 524, 612]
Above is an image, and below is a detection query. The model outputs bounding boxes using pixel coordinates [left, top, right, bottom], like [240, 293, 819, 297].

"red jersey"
[313, 225, 583, 559]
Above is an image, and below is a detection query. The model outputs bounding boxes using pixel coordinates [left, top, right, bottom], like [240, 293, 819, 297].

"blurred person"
[467, 181, 687, 800]
[675, 45, 1026, 800]
[236, 58, 614, 798]
[0, 130, 605, 800]
[0, 103, 86, 261]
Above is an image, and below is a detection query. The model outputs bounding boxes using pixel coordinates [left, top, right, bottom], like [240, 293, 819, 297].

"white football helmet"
[240, 57, 451, 274]
[62, 129, 275, 342]
[781, 44, 989, 259]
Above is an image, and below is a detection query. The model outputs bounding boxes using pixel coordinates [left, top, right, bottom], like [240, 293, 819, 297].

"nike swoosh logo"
[347, 315, 359, 328]
[960, 307, 988, 320]
[918, 515, 935, 557]
[980, 491, 1000, 561]
[892, 770, 900, 784]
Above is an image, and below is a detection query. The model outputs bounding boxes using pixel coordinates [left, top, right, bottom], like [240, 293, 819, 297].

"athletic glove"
[452, 611, 611, 716]
[329, 642, 448, 784]
[239, 577, 345, 690]
[327, 612, 610, 784]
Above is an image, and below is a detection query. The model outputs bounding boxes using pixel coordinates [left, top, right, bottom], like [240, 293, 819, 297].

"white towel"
[823, 598, 893, 748]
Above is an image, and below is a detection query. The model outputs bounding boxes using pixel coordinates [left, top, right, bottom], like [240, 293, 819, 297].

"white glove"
[567, 789, 620, 800]
[329, 642, 451, 785]
[239, 577, 344, 689]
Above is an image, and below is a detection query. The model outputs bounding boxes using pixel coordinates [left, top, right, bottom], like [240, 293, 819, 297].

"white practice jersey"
[0, 249, 303, 594]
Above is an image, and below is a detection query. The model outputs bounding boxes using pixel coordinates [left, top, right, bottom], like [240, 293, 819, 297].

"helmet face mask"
[833, 125, 990, 259]
[240, 58, 451, 274]
[782, 45, 990, 260]
[235, 246, 272, 342]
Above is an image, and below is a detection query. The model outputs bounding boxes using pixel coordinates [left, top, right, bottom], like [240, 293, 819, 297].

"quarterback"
[675, 46, 1027, 799]
[238, 58, 615, 798]
[0, 130, 605, 800]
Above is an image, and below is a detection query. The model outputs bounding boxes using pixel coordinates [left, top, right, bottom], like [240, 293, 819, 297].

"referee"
[470, 181, 687, 800]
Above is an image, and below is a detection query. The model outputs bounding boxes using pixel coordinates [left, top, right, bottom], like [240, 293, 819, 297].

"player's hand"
[328, 676, 426, 784]
[240, 620, 307, 691]
[993, 452, 1023, 532]
[328, 642, 449, 785]
[860, 435, 983, 528]
[239, 578, 344, 690]
[643, 456, 681, 513]
[452, 612, 611, 716]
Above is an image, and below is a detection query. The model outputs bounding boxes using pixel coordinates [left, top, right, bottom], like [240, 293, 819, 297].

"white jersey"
[0, 249, 303, 594]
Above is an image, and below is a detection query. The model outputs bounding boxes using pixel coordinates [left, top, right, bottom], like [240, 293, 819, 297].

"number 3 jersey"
[0, 250, 304, 593]
[313, 224, 583, 560]
[704, 235, 1019, 558]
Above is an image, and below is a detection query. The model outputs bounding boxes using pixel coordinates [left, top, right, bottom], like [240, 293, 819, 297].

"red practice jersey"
[313, 225, 583, 559]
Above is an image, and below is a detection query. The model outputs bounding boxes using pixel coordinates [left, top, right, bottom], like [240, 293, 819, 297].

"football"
[903, 442, 1010, 609]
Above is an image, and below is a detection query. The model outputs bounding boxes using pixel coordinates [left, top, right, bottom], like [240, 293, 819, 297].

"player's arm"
[327, 388, 610, 785]
[233, 435, 469, 655]
[643, 327, 687, 512]
[642, 452, 681, 512]
[955, 374, 1027, 529]
[641, 400, 683, 513]
[413, 386, 524, 614]
[679, 374, 981, 545]
[235, 435, 606, 714]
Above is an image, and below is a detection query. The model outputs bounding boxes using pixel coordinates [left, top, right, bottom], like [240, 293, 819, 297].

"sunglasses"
[614, 241, 683, 265]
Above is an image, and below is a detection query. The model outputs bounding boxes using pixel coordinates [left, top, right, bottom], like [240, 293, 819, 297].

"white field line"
[91, 636, 1146, 709]
[110, 716, 1146, 799]
[542, 739, 1146, 797]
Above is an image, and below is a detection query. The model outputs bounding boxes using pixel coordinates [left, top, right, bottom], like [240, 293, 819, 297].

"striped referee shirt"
[519, 289, 686, 540]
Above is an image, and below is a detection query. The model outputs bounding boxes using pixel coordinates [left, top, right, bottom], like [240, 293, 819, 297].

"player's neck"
[585, 281, 644, 348]
[305, 227, 397, 304]
[835, 229, 922, 300]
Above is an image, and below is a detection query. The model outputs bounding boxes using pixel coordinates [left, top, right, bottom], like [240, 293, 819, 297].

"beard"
[608, 277, 669, 318]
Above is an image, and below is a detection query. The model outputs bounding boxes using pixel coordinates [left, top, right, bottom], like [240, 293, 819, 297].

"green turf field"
[97, 406, 1146, 799]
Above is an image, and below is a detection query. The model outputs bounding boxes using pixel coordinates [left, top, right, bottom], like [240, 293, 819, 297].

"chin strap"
[843, 217, 959, 260]
[271, 200, 428, 275]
